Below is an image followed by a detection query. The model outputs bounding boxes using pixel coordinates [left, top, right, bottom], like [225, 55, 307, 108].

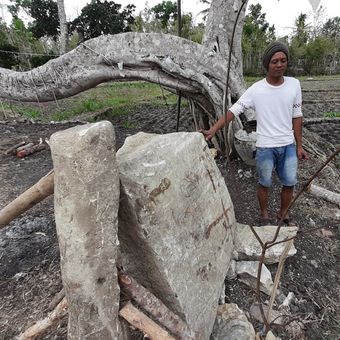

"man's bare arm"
[293, 117, 308, 160]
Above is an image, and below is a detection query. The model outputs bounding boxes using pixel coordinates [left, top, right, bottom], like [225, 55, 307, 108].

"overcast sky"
[1, 0, 340, 36]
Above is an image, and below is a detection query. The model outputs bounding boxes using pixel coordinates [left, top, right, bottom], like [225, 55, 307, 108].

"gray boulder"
[50, 122, 122, 339]
[117, 132, 235, 339]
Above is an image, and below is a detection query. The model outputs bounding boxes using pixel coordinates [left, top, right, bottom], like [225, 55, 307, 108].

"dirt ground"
[0, 79, 339, 339]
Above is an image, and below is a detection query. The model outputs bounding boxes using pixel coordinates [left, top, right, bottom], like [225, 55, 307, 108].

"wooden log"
[17, 144, 46, 158]
[119, 302, 176, 340]
[16, 142, 34, 153]
[118, 272, 197, 339]
[17, 297, 68, 340]
[308, 184, 340, 206]
[0, 170, 54, 228]
[4, 141, 25, 155]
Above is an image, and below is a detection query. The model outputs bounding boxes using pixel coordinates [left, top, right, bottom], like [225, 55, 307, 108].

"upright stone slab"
[117, 132, 235, 339]
[50, 121, 121, 339]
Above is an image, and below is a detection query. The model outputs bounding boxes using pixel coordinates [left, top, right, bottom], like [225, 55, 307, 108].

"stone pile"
[50, 121, 298, 339]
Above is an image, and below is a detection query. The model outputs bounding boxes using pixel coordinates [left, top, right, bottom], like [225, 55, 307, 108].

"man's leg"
[279, 185, 294, 220]
[257, 184, 270, 219]
[256, 147, 274, 223]
[277, 144, 298, 223]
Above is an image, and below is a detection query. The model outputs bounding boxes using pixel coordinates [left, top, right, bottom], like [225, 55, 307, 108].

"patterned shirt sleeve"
[229, 87, 254, 116]
[293, 80, 303, 118]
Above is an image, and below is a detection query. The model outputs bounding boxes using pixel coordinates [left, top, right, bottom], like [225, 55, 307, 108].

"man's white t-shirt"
[229, 76, 303, 147]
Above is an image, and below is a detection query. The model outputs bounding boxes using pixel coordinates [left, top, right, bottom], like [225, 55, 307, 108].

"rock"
[310, 259, 318, 268]
[233, 223, 298, 264]
[280, 292, 296, 309]
[235, 261, 273, 295]
[50, 121, 122, 339]
[266, 331, 278, 340]
[250, 303, 286, 326]
[226, 260, 237, 279]
[211, 303, 255, 340]
[117, 132, 235, 339]
[334, 209, 340, 221]
[219, 283, 226, 305]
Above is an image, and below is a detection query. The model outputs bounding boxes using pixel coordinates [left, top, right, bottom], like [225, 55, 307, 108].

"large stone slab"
[117, 132, 235, 339]
[233, 223, 298, 264]
[50, 121, 121, 339]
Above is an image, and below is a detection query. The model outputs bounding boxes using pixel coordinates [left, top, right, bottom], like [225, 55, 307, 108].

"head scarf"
[262, 41, 289, 70]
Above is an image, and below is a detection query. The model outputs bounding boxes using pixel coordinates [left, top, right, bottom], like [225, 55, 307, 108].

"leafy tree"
[242, 3, 276, 75]
[322, 16, 340, 40]
[288, 13, 309, 74]
[150, 0, 177, 30]
[1, 17, 56, 70]
[70, 0, 135, 41]
[135, 2, 203, 42]
[0, 22, 19, 68]
[291, 13, 310, 46]
[318, 17, 340, 74]
[304, 36, 334, 74]
[8, 0, 59, 39]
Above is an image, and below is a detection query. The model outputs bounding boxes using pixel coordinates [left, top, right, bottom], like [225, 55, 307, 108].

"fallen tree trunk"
[0, 170, 54, 228]
[17, 297, 68, 340]
[119, 272, 197, 339]
[119, 302, 176, 340]
[308, 184, 340, 206]
[0, 0, 250, 153]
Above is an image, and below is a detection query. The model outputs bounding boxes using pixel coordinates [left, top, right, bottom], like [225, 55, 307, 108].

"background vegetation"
[0, 0, 339, 76]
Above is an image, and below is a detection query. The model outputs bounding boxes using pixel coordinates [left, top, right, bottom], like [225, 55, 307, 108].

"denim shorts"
[255, 143, 298, 187]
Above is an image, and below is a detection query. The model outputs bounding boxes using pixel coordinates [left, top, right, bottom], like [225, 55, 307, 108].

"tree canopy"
[70, 0, 136, 41]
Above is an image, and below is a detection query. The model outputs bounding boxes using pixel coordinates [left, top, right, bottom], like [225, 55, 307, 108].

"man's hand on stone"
[199, 128, 216, 141]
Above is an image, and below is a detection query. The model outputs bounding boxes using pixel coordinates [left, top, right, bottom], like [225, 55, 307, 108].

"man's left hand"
[297, 146, 309, 160]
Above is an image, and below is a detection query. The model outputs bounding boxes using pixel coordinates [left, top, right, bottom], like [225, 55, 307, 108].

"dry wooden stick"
[266, 239, 294, 323]
[0, 170, 54, 228]
[47, 288, 65, 312]
[17, 297, 68, 340]
[4, 141, 26, 155]
[118, 271, 197, 339]
[119, 302, 176, 340]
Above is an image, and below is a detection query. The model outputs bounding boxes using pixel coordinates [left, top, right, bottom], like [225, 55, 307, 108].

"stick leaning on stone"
[0, 170, 54, 228]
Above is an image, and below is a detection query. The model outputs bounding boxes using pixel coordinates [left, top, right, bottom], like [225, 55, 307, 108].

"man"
[201, 41, 308, 225]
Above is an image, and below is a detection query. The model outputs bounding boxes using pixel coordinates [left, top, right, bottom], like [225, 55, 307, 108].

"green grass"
[1, 102, 41, 119]
[122, 121, 137, 129]
[1, 81, 185, 122]
[47, 82, 182, 122]
[324, 112, 340, 118]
